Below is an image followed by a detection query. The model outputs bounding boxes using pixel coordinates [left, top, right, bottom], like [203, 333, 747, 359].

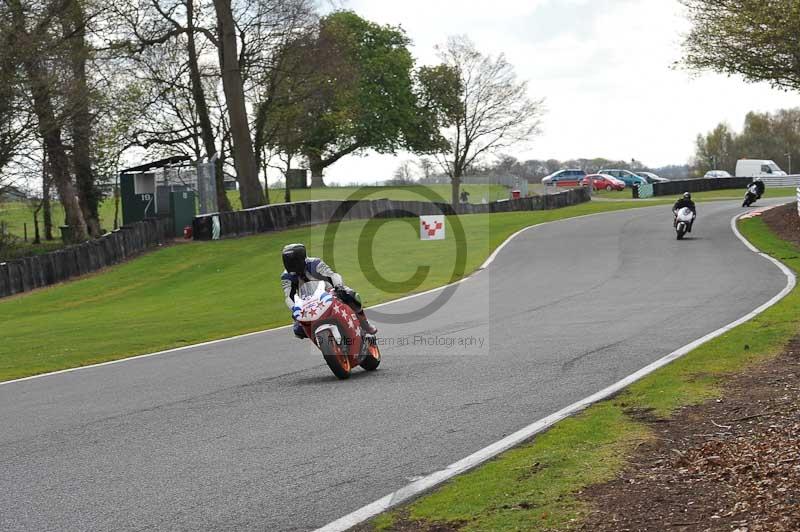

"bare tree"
[0, 10, 34, 181]
[421, 36, 544, 205]
[212, 0, 265, 207]
[111, 0, 317, 209]
[6, 0, 90, 242]
[61, 0, 101, 236]
[109, 0, 234, 210]
[389, 160, 416, 185]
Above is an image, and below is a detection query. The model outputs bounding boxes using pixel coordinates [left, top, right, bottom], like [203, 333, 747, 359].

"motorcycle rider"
[281, 243, 377, 339]
[673, 192, 697, 232]
[751, 177, 765, 199]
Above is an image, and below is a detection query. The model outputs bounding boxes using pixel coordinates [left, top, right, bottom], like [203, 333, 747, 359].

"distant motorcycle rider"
[673, 192, 697, 232]
[281, 243, 377, 339]
[751, 177, 765, 199]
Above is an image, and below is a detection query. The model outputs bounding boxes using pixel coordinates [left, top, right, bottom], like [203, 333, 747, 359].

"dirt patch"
[579, 337, 800, 532]
[761, 202, 800, 248]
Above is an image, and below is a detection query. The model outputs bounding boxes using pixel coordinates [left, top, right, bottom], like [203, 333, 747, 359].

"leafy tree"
[682, 0, 800, 91]
[693, 109, 800, 175]
[693, 123, 738, 174]
[264, 11, 443, 187]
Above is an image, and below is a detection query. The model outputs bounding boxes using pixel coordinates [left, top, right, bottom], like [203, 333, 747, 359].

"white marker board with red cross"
[419, 215, 445, 240]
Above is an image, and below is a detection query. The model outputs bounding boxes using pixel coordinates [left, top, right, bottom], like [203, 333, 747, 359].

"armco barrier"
[192, 188, 591, 241]
[649, 178, 751, 197]
[0, 218, 171, 299]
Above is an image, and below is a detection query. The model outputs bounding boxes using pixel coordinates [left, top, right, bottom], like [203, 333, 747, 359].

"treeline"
[391, 155, 689, 184]
[1, 0, 543, 245]
[694, 108, 800, 176]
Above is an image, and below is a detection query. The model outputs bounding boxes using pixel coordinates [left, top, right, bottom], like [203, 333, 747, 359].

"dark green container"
[169, 190, 196, 238]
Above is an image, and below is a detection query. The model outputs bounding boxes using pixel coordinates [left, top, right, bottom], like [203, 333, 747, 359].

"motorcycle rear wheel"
[317, 330, 351, 380]
[360, 337, 381, 371]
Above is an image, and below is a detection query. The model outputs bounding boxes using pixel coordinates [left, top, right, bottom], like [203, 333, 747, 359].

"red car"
[580, 173, 626, 191]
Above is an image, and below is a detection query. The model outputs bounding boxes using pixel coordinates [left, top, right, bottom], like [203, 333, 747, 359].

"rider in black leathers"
[673, 192, 697, 232]
[751, 177, 765, 199]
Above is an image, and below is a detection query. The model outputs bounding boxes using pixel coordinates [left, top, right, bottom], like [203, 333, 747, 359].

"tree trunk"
[213, 0, 265, 208]
[33, 206, 41, 244]
[451, 173, 461, 207]
[307, 152, 325, 187]
[42, 144, 53, 240]
[113, 176, 120, 230]
[260, 146, 271, 204]
[46, 131, 88, 243]
[8, 0, 88, 242]
[63, 0, 100, 236]
[284, 158, 292, 203]
[187, 0, 231, 212]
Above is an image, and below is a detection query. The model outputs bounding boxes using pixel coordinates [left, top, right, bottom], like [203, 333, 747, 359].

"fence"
[647, 178, 752, 197]
[192, 188, 590, 240]
[762, 175, 800, 188]
[0, 218, 171, 299]
[644, 176, 800, 198]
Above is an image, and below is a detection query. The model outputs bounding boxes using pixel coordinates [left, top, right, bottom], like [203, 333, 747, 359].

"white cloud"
[317, 0, 800, 184]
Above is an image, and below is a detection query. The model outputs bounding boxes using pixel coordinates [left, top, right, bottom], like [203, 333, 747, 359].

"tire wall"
[0, 218, 172, 299]
[652, 178, 752, 197]
[192, 188, 592, 241]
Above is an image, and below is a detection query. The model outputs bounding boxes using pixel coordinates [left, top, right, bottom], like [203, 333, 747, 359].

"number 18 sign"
[419, 215, 445, 241]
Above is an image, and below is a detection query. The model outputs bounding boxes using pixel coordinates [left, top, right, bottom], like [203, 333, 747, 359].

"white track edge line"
[314, 211, 796, 532]
[1, 207, 623, 387]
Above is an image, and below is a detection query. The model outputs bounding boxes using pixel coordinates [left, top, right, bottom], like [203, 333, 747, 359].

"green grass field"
[0, 200, 663, 382]
[369, 214, 800, 531]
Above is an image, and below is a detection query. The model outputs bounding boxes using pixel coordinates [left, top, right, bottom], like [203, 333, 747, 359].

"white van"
[735, 159, 787, 177]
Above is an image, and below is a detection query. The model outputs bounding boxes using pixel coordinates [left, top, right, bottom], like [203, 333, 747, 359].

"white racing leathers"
[281, 257, 344, 310]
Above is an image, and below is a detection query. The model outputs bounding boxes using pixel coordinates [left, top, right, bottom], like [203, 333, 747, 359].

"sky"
[317, 0, 800, 184]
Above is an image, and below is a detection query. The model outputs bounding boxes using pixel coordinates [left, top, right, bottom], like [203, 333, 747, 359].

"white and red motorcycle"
[293, 281, 381, 379]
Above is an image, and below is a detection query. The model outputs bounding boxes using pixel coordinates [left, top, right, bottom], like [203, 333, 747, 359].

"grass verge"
[0, 200, 671, 382]
[364, 214, 800, 531]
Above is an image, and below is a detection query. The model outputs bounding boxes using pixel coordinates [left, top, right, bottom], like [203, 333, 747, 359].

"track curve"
[0, 200, 789, 531]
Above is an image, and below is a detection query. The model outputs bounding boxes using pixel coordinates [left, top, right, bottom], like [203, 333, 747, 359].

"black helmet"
[683, 192, 691, 200]
[282, 243, 307, 275]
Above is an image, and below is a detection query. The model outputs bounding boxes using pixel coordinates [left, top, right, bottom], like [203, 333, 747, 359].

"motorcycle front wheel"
[360, 337, 381, 371]
[317, 330, 351, 380]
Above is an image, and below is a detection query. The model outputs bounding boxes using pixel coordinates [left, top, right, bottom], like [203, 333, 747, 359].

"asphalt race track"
[0, 200, 789, 531]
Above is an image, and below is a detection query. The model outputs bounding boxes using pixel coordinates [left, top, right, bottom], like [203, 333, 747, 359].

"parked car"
[541, 169, 587, 187]
[598, 169, 648, 188]
[638, 171, 669, 183]
[735, 159, 787, 178]
[580, 173, 626, 191]
[704, 170, 732, 178]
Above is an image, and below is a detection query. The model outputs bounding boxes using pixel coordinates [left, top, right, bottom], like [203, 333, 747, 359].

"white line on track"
[0, 208, 618, 387]
[313, 211, 796, 532]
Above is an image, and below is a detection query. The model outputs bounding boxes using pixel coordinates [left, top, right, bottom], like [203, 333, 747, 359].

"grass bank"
[0, 200, 670, 382]
[366, 213, 800, 531]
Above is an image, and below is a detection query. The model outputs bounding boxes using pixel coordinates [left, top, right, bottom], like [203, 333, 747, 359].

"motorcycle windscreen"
[298, 280, 328, 299]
